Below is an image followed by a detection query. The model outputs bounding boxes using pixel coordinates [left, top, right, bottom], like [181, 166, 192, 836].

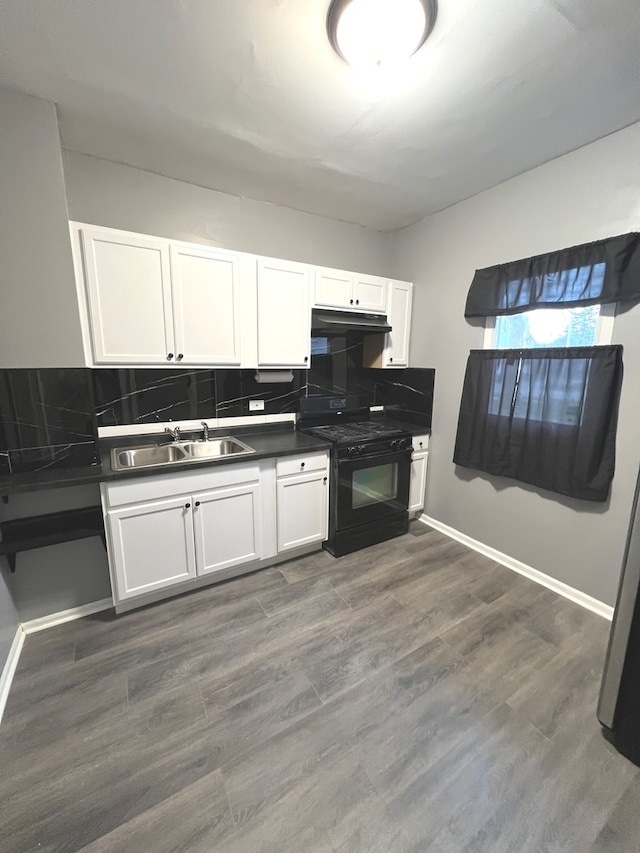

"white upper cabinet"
[75, 223, 244, 368]
[80, 225, 174, 364]
[362, 279, 413, 369]
[73, 222, 410, 371]
[257, 257, 311, 368]
[313, 267, 388, 314]
[385, 280, 413, 367]
[170, 244, 241, 366]
[314, 268, 353, 309]
[353, 274, 388, 313]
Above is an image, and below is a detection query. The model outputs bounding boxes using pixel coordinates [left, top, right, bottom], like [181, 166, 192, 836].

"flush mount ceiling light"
[327, 0, 437, 70]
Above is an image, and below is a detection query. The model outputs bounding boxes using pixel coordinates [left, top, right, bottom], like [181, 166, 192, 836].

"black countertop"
[0, 415, 431, 497]
[0, 424, 331, 497]
[371, 415, 432, 436]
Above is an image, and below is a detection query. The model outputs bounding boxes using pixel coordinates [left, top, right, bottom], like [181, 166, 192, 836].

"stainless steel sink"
[111, 436, 255, 471]
[181, 438, 255, 459]
[112, 444, 188, 470]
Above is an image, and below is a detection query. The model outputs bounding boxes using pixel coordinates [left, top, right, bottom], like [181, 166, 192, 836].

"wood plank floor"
[2, 523, 639, 852]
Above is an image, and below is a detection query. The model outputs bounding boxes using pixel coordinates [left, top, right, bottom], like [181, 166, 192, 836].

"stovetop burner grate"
[305, 421, 405, 444]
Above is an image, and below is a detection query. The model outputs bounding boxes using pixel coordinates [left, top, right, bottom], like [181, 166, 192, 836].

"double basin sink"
[111, 437, 256, 471]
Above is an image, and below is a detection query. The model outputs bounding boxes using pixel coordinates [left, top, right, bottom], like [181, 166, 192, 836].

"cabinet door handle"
[389, 357, 393, 363]
[301, 462, 306, 469]
[356, 299, 359, 305]
[167, 353, 174, 361]
[184, 503, 191, 509]
[350, 299, 354, 305]
[194, 501, 200, 507]
[176, 353, 184, 361]
[304, 356, 309, 363]
[323, 476, 327, 483]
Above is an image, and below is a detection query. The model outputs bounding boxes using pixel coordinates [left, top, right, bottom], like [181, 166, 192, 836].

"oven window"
[352, 463, 398, 509]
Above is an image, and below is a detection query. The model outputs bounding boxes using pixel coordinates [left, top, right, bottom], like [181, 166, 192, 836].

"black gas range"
[299, 396, 412, 557]
[302, 420, 413, 458]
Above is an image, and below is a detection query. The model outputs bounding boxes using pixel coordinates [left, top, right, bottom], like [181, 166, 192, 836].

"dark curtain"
[465, 233, 640, 318]
[453, 346, 623, 501]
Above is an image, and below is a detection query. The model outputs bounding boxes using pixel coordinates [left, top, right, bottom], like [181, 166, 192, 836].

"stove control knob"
[348, 446, 357, 456]
[398, 438, 408, 449]
[358, 445, 366, 453]
[391, 439, 399, 449]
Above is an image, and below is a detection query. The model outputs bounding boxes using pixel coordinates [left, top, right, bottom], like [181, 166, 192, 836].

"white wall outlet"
[249, 399, 265, 412]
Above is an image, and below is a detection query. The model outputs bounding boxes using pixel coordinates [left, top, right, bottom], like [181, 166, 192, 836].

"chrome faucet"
[164, 426, 181, 442]
[201, 421, 210, 441]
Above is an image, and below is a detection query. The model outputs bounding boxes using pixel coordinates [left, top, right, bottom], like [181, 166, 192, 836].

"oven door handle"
[337, 448, 413, 466]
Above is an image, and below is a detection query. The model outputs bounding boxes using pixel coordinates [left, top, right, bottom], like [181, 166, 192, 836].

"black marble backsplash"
[308, 331, 434, 428]
[0, 360, 434, 473]
[215, 370, 306, 418]
[0, 369, 99, 474]
[93, 369, 306, 426]
[373, 367, 435, 429]
[93, 369, 217, 427]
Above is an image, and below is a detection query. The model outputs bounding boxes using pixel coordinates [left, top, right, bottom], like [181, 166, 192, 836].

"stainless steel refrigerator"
[598, 467, 640, 766]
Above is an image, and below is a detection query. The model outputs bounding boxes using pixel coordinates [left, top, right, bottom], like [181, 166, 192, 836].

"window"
[484, 304, 614, 350]
[453, 345, 623, 501]
[483, 304, 616, 429]
[454, 234, 637, 502]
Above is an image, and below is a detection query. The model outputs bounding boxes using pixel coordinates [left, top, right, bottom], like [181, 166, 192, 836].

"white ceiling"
[1, 0, 639, 231]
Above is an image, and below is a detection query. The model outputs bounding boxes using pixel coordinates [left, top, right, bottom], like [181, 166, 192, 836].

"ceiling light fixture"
[327, 0, 437, 70]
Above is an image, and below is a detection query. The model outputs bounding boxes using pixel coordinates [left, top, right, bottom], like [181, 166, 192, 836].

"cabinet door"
[107, 497, 196, 601]
[193, 482, 263, 575]
[80, 226, 174, 364]
[409, 452, 428, 514]
[277, 469, 328, 552]
[257, 258, 311, 367]
[170, 245, 242, 366]
[385, 280, 413, 367]
[314, 268, 354, 309]
[354, 275, 388, 313]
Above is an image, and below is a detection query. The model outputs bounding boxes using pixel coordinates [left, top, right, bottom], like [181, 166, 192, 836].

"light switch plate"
[249, 399, 265, 412]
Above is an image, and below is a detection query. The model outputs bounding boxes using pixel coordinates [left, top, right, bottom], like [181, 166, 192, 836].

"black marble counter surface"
[0, 424, 331, 496]
[371, 415, 433, 436]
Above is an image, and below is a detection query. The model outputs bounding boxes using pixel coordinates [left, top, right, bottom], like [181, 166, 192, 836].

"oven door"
[336, 449, 412, 531]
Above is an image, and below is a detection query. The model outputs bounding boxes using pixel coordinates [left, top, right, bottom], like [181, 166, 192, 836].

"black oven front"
[326, 447, 412, 556]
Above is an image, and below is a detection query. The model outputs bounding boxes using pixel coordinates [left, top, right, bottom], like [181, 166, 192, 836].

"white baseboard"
[419, 514, 614, 621]
[21, 598, 113, 634]
[0, 625, 25, 724]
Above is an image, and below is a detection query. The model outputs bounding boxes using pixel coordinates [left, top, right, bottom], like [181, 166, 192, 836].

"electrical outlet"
[249, 399, 265, 412]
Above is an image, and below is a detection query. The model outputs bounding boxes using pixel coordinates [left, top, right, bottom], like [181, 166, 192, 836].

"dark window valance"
[453, 345, 623, 502]
[465, 233, 640, 318]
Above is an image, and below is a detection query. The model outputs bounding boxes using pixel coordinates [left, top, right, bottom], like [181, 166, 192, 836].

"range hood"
[311, 309, 392, 335]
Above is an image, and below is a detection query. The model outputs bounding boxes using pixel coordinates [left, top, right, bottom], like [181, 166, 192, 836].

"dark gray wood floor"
[2, 523, 639, 852]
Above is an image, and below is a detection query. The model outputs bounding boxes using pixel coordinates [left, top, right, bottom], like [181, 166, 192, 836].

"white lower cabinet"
[193, 481, 262, 574]
[409, 452, 429, 514]
[276, 469, 329, 552]
[107, 496, 197, 601]
[409, 433, 430, 514]
[103, 452, 329, 608]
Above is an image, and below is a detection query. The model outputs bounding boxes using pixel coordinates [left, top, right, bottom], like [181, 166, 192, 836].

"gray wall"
[2, 486, 111, 623]
[0, 567, 20, 678]
[63, 150, 393, 275]
[392, 120, 640, 606]
[0, 88, 85, 368]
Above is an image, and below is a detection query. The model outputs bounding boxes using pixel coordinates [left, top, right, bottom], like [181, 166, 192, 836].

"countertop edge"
[0, 427, 332, 496]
